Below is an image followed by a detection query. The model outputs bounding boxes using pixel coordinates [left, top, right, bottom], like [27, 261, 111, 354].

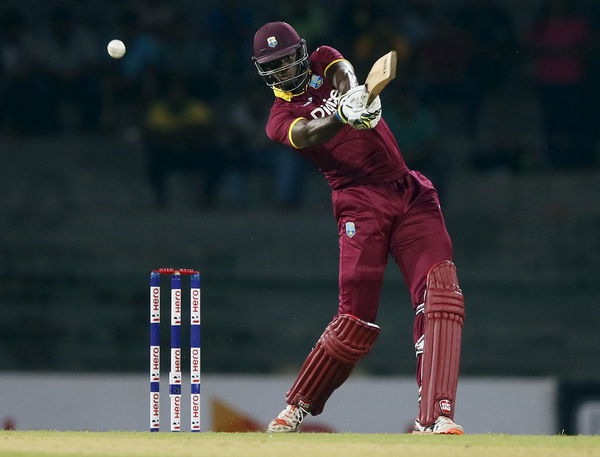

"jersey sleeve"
[311, 46, 346, 81]
[266, 105, 306, 149]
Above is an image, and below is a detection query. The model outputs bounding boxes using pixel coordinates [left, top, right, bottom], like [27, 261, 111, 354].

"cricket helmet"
[252, 22, 309, 92]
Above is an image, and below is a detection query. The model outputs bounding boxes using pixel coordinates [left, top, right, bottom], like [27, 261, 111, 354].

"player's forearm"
[290, 61, 358, 148]
[291, 116, 343, 148]
[325, 60, 359, 95]
[332, 66, 358, 95]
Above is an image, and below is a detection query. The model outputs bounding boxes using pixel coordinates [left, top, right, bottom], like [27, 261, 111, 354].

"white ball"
[107, 39, 126, 59]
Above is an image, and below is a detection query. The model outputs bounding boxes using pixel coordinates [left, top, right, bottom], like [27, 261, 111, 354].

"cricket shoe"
[412, 416, 464, 435]
[266, 405, 308, 433]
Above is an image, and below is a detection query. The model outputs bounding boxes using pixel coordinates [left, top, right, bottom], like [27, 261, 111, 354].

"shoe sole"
[412, 429, 464, 435]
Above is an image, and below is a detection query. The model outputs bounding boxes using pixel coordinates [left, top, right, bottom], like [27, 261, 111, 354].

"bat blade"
[365, 50, 397, 105]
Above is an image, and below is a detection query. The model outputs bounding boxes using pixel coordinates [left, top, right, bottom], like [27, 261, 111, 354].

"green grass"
[1, 431, 599, 457]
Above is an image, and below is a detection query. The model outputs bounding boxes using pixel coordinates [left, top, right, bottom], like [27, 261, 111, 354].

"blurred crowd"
[0, 0, 598, 208]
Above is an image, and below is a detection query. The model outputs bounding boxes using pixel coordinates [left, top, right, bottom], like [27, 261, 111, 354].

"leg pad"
[418, 261, 464, 426]
[286, 314, 380, 415]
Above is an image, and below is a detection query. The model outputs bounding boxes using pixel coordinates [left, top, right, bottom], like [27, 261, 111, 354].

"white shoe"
[266, 405, 308, 433]
[413, 416, 464, 435]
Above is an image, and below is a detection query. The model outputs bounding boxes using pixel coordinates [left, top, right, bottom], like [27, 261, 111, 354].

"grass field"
[1, 431, 599, 457]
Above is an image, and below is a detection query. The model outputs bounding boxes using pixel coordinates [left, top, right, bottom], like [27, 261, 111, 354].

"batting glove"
[336, 85, 382, 130]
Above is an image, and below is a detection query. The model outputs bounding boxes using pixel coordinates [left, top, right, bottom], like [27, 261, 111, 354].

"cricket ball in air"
[107, 39, 126, 59]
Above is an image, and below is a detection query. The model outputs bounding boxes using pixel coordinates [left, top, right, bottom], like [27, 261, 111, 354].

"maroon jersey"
[265, 46, 409, 190]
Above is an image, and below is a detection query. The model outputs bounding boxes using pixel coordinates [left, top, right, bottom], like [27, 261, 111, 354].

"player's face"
[255, 44, 309, 92]
[263, 52, 302, 90]
[264, 53, 297, 79]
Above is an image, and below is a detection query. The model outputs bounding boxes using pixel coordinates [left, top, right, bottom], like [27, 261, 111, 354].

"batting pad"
[286, 314, 380, 415]
[418, 261, 465, 426]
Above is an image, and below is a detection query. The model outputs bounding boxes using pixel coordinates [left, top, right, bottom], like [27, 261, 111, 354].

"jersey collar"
[272, 86, 306, 102]
[272, 71, 311, 102]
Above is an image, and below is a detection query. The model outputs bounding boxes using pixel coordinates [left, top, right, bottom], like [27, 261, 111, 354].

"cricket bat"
[365, 50, 397, 105]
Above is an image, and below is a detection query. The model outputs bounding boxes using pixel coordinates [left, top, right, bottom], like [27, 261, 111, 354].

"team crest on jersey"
[267, 36, 278, 48]
[309, 75, 323, 89]
[345, 221, 356, 238]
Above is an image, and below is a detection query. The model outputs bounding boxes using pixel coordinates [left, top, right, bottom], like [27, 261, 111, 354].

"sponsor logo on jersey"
[309, 75, 323, 89]
[267, 36, 278, 47]
[439, 399, 452, 415]
[345, 221, 356, 238]
[310, 90, 340, 119]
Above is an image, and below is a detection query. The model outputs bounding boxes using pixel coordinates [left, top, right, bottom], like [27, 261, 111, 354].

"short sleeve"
[310, 46, 346, 81]
[266, 105, 306, 149]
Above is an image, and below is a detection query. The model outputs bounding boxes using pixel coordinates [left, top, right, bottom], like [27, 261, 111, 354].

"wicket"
[149, 267, 201, 432]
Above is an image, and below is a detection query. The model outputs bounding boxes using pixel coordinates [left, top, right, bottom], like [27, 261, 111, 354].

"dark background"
[0, 0, 598, 393]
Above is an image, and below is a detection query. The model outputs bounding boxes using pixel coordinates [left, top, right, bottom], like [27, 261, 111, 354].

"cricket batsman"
[252, 22, 465, 435]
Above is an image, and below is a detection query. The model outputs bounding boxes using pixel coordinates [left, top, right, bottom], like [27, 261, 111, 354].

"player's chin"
[276, 81, 297, 92]
[277, 75, 307, 92]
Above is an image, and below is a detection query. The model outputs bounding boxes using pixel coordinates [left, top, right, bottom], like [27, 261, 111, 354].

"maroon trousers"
[333, 170, 453, 383]
[333, 170, 453, 317]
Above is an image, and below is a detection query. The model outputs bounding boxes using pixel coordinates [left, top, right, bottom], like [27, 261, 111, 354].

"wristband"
[335, 105, 348, 124]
